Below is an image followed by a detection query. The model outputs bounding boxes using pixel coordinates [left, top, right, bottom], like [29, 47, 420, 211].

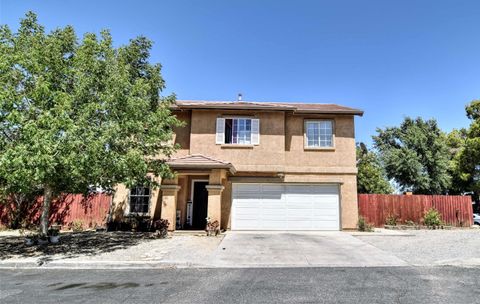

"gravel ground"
[355, 229, 480, 266]
[0, 231, 223, 267]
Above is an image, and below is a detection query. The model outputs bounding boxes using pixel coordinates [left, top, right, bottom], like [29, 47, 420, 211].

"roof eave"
[172, 105, 295, 111]
[168, 163, 236, 175]
[293, 110, 364, 116]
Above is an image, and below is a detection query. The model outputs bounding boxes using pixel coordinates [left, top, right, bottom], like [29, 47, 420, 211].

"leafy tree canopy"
[445, 129, 469, 195]
[373, 117, 451, 194]
[0, 12, 181, 233]
[454, 100, 480, 198]
[356, 143, 393, 194]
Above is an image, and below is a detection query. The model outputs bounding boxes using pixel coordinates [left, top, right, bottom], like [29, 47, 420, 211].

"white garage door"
[232, 183, 340, 231]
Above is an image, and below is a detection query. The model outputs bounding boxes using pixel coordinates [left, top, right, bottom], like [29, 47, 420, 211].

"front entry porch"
[159, 155, 236, 231]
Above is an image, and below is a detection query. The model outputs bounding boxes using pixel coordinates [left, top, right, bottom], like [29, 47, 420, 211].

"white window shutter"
[216, 117, 225, 144]
[251, 118, 260, 145]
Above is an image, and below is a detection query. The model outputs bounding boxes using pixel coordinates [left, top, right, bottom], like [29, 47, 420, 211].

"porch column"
[205, 185, 224, 226]
[159, 185, 181, 231]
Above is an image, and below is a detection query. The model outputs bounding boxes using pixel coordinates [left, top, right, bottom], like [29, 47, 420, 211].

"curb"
[0, 261, 41, 269]
[0, 261, 183, 270]
[2, 260, 479, 270]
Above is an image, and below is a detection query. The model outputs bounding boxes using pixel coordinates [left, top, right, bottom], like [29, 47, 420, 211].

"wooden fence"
[0, 193, 112, 229]
[358, 194, 474, 227]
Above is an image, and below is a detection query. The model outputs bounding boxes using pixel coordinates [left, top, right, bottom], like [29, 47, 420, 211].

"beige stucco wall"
[188, 110, 286, 172]
[175, 177, 188, 227]
[173, 109, 357, 174]
[221, 181, 232, 229]
[173, 111, 191, 157]
[284, 114, 356, 172]
[110, 174, 162, 222]
[111, 183, 129, 222]
[111, 108, 359, 230]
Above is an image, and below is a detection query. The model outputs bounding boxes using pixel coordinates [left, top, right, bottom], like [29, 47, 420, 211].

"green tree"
[445, 128, 469, 195]
[356, 143, 392, 194]
[454, 100, 480, 199]
[0, 12, 181, 234]
[373, 117, 451, 194]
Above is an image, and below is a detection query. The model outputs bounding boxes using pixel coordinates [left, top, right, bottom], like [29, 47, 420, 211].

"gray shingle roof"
[167, 154, 236, 174]
[172, 100, 363, 116]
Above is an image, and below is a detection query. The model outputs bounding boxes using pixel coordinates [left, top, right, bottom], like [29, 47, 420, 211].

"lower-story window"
[129, 186, 150, 214]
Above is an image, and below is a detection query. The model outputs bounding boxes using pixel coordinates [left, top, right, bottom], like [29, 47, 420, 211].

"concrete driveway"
[210, 232, 407, 267]
[0, 230, 408, 269]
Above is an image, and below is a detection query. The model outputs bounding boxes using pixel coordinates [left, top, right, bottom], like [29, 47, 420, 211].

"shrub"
[152, 219, 169, 238]
[358, 216, 374, 232]
[404, 220, 415, 226]
[206, 220, 220, 236]
[423, 208, 442, 227]
[385, 214, 398, 226]
[71, 220, 84, 232]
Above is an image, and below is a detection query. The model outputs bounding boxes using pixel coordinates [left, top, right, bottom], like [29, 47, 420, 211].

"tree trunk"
[40, 185, 53, 235]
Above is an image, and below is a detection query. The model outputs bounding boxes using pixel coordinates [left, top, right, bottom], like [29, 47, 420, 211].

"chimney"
[237, 93, 243, 102]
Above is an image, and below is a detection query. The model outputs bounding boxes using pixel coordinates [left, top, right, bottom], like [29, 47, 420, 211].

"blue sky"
[1, 0, 479, 145]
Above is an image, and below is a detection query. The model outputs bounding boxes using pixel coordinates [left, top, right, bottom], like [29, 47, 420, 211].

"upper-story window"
[305, 120, 334, 148]
[225, 118, 251, 144]
[129, 185, 150, 214]
[216, 117, 260, 145]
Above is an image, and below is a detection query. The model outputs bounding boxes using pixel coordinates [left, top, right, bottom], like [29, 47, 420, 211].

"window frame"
[128, 185, 151, 215]
[303, 119, 335, 150]
[223, 116, 253, 145]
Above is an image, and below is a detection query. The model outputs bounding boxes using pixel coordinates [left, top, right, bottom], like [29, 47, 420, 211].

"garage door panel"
[284, 185, 312, 193]
[233, 185, 261, 198]
[286, 201, 314, 209]
[261, 220, 286, 230]
[311, 201, 338, 209]
[312, 209, 338, 216]
[235, 220, 262, 229]
[287, 220, 313, 229]
[285, 196, 314, 204]
[309, 185, 338, 194]
[262, 198, 284, 207]
[311, 196, 338, 202]
[232, 183, 339, 231]
[262, 208, 286, 217]
[287, 212, 313, 220]
[313, 215, 339, 221]
[235, 207, 260, 216]
[234, 200, 260, 208]
[261, 184, 283, 191]
[312, 221, 339, 230]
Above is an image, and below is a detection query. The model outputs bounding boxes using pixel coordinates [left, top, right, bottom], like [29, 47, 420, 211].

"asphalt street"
[1, 267, 479, 303]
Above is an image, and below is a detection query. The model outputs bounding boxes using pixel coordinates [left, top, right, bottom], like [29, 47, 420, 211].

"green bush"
[385, 214, 398, 226]
[423, 208, 442, 227]
[71, 220, 84, 232]
[358, 216, 374, 232]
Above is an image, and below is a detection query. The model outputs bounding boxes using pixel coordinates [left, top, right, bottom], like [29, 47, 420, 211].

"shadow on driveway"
[0, 231, 158, 264]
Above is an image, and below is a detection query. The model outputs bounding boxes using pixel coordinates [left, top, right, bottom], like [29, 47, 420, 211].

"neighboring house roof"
[172, 100, 363, 116]
[167, 154, 236, 174]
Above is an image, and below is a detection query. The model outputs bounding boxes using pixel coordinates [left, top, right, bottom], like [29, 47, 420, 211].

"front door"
[192, 181, 209, 229]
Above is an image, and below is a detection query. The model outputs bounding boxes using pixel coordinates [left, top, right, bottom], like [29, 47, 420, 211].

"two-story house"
[112, 100, 363, 231]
